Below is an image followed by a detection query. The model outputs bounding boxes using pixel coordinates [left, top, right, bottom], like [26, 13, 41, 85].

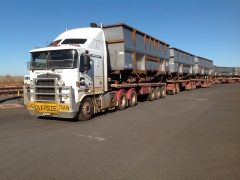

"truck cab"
[24, 26, 109, 120]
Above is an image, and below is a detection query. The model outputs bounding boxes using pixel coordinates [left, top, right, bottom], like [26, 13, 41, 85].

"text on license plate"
[27, 103, 70, 114]
[35, 103, 58, 114]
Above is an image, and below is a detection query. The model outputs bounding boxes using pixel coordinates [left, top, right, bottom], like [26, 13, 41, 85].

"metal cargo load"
[217, 67, 234, 77]
[103, 23, 170, 74]
[169, 48, 195, 75]
[194, 56, 213, 75]
[213, 66, 218, 76]
[233, 67, 240, 76]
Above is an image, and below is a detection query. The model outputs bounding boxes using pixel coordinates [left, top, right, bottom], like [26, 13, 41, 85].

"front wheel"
[78, 98, 93, 121]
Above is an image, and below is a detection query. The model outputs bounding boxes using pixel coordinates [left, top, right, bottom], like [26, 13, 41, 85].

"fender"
[78, 93, 89, 103]
[166, 84, 175, 90]
[126, 88, 135, 99]
[114, 89, 126, 102]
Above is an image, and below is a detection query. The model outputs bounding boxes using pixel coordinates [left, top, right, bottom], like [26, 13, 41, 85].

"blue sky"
[0, 0, 239, 76]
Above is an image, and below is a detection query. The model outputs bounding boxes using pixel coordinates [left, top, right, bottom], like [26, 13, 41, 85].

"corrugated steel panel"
[215, 67, 234, 77]
[194, 56, 213, 75]
[169, 48, 195, 74]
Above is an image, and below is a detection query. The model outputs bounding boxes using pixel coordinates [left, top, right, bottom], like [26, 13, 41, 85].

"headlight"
[57, 79, 65, 86]
[63, 95, 68, 100]
[80, 77, 85, 86]
[62, 95, 70, 103]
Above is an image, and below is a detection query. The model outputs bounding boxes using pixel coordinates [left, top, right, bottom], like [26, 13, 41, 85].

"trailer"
[213, 66, 240, 83]
[164, 48, 213, 95]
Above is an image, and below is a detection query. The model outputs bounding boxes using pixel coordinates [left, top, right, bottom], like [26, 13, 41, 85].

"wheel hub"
[83, 102, 92, 115]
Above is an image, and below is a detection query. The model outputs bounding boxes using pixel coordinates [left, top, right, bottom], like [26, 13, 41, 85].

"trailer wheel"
[160, 86, 166, 98]
[118, 92, 127, 110]
[175, 86, 180, 94]
[148, 88, 155, 101]
[191, 84, 194, 90]
[129, 90, 137, 107]
[189, 85, 192, 91]
[155, 87, 161, 100]
[171, 89, 176, 95]
[78, 97, 93, 121]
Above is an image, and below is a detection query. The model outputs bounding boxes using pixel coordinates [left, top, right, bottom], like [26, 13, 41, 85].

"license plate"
[35, 102, 58, 114]
[27, 102, 35, 109]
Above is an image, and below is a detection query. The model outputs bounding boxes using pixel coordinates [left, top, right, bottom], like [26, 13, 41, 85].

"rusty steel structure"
[0, 86, 29, 95]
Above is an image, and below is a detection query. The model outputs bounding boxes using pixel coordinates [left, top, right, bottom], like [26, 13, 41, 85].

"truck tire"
[155, 87, 161, 100]
[193, 85, 196, 90]
[148, 88, 155, 101]
[78, 97, 93, 121]
[176, 86, 180, 94]
[118, 92, 127, 110]
[189, 85, 192, 91]
[171, 89, 175, 95]
[129, 90, 137, 107]
[160, 86, 166, 98]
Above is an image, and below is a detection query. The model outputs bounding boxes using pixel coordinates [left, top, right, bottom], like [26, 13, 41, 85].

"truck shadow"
[37, 116, 79, 122]
[0, 96, 23, 103]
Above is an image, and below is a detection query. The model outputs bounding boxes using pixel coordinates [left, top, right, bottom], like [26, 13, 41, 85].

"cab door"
[92, 56, 103, 93]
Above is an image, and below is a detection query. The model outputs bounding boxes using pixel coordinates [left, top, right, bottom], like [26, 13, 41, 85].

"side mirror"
[84, 55, 90, 71]
[79, 55, 91, 72]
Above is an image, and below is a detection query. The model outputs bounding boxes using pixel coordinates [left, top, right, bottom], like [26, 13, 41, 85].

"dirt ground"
[0, 76, 24, 87]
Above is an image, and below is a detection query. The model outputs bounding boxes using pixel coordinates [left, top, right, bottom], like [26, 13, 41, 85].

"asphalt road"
[0, 84, 240, 180]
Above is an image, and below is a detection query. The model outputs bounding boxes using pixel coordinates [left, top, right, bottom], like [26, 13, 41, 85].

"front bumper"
[23, 78, 79, 119]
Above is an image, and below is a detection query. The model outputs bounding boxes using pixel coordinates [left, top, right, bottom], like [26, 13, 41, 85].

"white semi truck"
[24, 23, 169, 120]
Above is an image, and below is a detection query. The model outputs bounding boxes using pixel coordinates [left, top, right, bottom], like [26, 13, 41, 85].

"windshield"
[24, 77, 30, 80]
[27, 50, 78, 70]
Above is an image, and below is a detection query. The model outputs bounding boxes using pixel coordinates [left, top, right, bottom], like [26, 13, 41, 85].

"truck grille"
[37, 79, 54, 86]
[36, 88, 55, 93]
[37, 95, 55, 101]
[35, 79, 56, 101]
